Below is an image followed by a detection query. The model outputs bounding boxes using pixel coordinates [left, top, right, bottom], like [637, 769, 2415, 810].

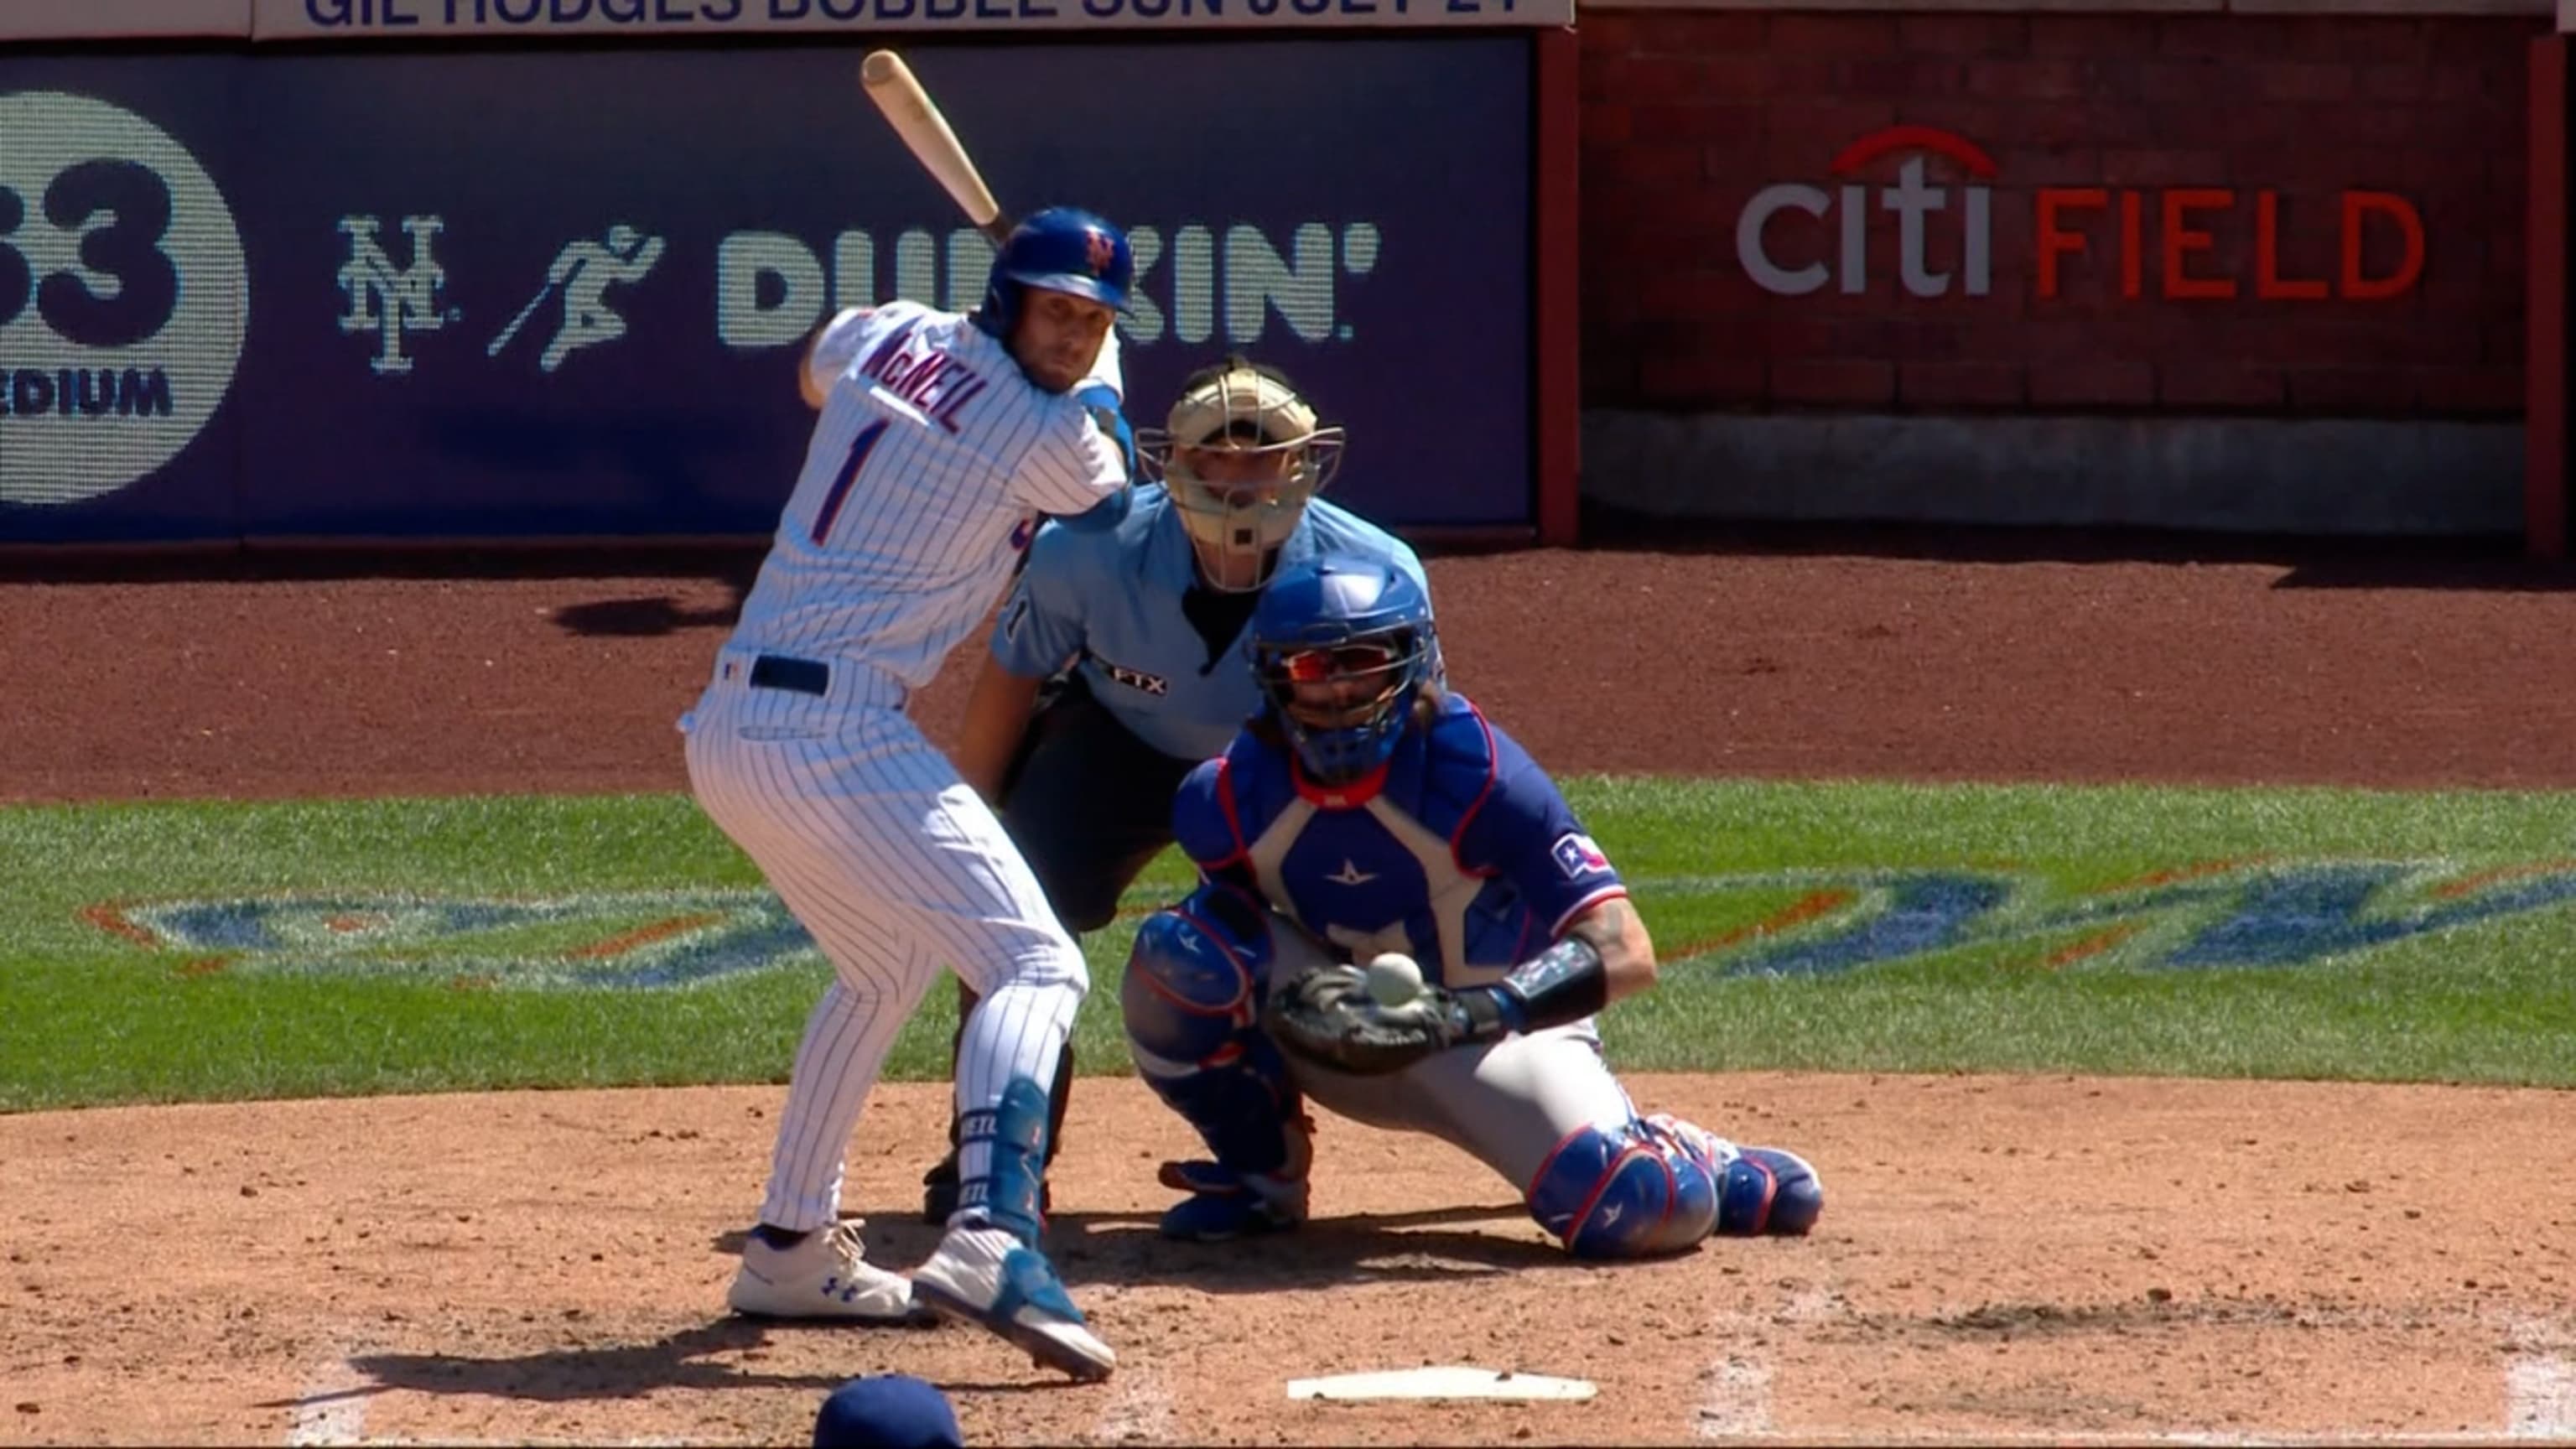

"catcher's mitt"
[1263, 964, 1509, 1077]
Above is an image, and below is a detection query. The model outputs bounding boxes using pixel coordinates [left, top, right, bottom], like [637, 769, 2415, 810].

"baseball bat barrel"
[860, 50, 1010, 245]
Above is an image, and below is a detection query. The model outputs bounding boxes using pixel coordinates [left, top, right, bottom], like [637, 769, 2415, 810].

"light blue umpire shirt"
[989, 484, 1429, 764]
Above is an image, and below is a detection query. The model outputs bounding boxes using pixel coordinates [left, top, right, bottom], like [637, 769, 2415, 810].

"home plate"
[1287, 1366, 1598, 1402]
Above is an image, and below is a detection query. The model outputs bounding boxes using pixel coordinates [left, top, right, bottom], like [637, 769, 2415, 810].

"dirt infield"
[7, 524, 2576, 1446]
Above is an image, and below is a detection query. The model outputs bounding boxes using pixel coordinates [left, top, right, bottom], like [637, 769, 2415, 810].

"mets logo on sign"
[0, 92, 248, 507]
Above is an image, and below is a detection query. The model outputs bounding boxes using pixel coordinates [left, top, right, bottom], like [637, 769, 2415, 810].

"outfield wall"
[0, 0, 2547, 548]
[1578, 0, 2542, 539]
[0, 5, 1576, 548]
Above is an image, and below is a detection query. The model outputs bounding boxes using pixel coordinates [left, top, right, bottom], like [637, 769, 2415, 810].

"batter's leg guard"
[914, 1080, 1115, 1382]
[1122, 891, 1313, 1237]
[953, 1075, 1052, 1244]
[923, 981, 1067, 1224]
[1647, 1114, 1826, 1239]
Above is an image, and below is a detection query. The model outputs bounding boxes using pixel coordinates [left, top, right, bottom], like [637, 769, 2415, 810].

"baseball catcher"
[1119, 554, 1824, 1254]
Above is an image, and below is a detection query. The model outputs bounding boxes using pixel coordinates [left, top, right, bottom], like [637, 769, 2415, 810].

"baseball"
[1365, 952, 1424, 1006]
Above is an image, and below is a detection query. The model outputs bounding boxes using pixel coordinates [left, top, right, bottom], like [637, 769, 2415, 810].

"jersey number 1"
[809, 419, 890, 547]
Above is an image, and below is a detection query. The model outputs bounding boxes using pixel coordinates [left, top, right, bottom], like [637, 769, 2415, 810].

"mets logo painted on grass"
[82, 890, 818, 990]
[1666, 858, 2576, 976]
[77, 859, 2576, 988]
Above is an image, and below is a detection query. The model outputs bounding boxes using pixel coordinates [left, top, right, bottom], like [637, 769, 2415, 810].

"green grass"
[5, 778, 2576, 1112]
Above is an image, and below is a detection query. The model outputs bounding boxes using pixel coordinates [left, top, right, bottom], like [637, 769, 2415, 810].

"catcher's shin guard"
[1527, 1119, 1721, 1259]
[1121, 903, 1308, 1180]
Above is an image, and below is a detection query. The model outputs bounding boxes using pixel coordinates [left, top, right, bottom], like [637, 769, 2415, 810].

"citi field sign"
[1736, 125, 2426, 303]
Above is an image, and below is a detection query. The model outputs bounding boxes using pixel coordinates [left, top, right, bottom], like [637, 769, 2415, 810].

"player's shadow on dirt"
[325, 1323, 1069, 1406]
[283, 1321, 843, 1407]
[716, 1204, 1570, 1296]
[1056, 1207, 1576, 1292]
[551, 590, 750, 637]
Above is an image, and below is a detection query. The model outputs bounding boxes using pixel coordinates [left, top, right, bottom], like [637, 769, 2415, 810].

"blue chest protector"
[1170, 693, 1625, 991]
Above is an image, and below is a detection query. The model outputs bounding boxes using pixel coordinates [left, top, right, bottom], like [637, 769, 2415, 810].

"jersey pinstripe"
[730, 300, 1128, 690]
[683, 298, 1128, 1238]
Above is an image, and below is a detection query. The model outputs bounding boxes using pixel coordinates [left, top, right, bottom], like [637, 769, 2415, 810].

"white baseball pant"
[682, 645, 1087, 1231]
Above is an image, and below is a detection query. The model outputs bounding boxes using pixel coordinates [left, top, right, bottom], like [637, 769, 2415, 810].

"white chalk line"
[1689, 1306, 2576, 1445]
[1700, 1423, 2565, 1433]
[1696, 1354, 1777, 1440]
[1698, 1285, 1833, 1438]
[1088, 1366, 1177, 1443]
[2506, 1314, 2576, 1440]
[283, 1439, 687, 1447]
[281, 1348, 692, 1449]
[284, 1352, 371, 1448]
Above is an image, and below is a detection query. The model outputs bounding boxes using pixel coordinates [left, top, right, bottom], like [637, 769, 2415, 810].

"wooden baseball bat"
[860, 50, 1011, 247]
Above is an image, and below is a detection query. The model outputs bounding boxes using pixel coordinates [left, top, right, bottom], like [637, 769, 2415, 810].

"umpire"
[920, 355, 1431, 1222]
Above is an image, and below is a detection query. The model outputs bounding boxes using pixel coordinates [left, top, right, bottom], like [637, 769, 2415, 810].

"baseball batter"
[917, 357, 1429, 1223]
[683, 206, 1137, 1381]
[1119, 555, 1826, 1254]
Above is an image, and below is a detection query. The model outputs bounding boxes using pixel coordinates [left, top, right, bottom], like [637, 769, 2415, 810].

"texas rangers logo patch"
[1550, 832, 1613, 880]
[1085, 230, 1116, 275]
[1101, 659, 1170, 697]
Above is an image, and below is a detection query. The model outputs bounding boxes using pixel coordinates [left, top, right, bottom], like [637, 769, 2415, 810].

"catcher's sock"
[750, 1224, 812, 1249]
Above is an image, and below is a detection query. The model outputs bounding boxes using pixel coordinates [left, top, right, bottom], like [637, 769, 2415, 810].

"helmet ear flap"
[974, 270, 1018, 340]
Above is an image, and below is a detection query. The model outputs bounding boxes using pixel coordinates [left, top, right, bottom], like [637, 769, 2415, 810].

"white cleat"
[909, 1223, 1115, 1382]
[726, 1220, 933, 1324]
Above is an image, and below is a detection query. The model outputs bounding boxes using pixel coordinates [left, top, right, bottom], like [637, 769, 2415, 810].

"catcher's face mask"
[1139, 364, 1346, 593]
[1254, 628, 1436, 785]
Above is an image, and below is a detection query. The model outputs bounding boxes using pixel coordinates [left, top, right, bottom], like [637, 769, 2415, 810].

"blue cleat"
[1716, 1145, 1826, 1237]
[910, 1224, 1114, 1382]
[1154, 1160, 1308, 1243]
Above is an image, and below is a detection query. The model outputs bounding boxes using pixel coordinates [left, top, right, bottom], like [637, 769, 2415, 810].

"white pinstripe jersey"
[724, 300, 1129, 691]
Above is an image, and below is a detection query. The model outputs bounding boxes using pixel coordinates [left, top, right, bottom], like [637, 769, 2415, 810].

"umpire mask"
[1138, 359, 1347, 593]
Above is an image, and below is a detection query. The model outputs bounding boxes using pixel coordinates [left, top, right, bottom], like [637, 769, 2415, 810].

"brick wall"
[1578, 11, 2541, 418]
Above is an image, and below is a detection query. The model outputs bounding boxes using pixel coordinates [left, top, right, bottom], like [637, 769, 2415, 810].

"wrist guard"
[1466, 934, 1609, 1040]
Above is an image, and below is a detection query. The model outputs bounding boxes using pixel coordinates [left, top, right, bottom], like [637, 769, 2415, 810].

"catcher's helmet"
[977, 206, 1132, 340]
[1248, 555, 1440, 787]
[1137, 357, 1347, 594]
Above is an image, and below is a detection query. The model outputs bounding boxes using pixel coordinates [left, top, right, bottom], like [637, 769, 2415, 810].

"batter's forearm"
[953, 648, 1046, 803]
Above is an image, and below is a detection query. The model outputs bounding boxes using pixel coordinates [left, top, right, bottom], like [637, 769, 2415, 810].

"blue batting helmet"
[1248, 555, 1441, 787]
[976, 205, 1132, 340]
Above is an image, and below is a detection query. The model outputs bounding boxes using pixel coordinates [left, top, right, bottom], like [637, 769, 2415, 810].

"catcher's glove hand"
[1263, 964, 1512, 1077]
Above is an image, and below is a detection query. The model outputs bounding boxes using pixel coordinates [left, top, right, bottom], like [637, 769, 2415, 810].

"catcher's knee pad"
[1122, 901, 1265, 1065]
[1526, 1119, 1722, 1259]
[1121, 898, 1305, 1178]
